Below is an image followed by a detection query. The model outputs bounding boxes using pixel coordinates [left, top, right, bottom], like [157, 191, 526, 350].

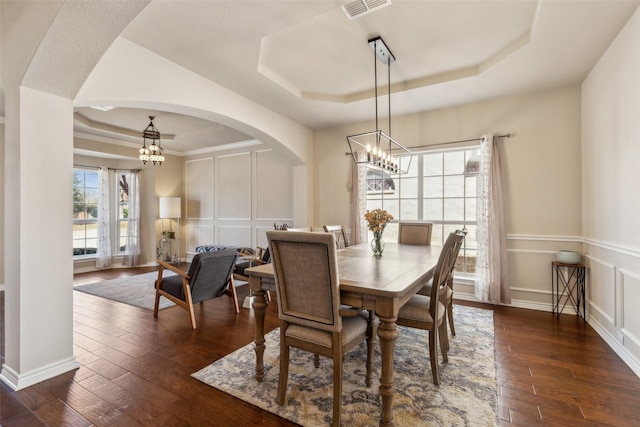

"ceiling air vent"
[341, 0, 392, 20]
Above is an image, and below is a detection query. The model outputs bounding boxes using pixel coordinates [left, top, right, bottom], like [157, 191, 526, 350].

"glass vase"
[371, 231, 385, 256]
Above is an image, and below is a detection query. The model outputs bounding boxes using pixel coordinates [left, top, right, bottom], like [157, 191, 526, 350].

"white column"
[1, 85, 78, 390]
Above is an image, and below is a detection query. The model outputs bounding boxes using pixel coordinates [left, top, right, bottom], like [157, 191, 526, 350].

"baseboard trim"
[455, 292, 640, 378]
[589, 316, 640, 378]
[453, 292, 554, 313]
[0, 356, 80, 391]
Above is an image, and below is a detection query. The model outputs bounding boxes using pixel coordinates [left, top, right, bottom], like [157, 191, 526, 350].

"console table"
[551, 261, 586, 320]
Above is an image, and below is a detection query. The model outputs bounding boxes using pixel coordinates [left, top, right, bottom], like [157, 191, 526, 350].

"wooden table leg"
[250, 278, 268, 382]
[377, 314, 399, 426]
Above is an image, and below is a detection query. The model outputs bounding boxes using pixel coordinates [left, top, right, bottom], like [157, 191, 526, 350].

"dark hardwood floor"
[1, 268, 639, 426]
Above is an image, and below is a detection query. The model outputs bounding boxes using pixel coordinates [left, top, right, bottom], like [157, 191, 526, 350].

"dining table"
[246, 241, 442, 426]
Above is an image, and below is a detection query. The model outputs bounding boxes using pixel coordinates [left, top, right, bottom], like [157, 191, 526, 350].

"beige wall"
[582, 7, 640, 375]
[73, 137, 182, 272]
[314, 86, 583, 306]
[0, 122, 4, 290]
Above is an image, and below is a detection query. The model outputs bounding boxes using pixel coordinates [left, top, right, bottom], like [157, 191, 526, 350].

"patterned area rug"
[74, 271, 177, 310]
[192, 305, 497, 426]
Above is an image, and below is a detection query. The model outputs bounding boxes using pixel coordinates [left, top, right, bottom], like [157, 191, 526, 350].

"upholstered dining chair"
[396, 230, 463, 385]
[154, 250, 239, 329]
[267, 230, 375, 427]
[323, 224, 349, 249]
[398, 221, 433, 245]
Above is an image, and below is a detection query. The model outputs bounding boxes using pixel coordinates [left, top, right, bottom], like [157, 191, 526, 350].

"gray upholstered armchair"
[154, 250, 239, 329]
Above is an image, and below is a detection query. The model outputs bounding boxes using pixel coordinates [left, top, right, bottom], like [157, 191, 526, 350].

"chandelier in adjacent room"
[139, 116, 165, 166]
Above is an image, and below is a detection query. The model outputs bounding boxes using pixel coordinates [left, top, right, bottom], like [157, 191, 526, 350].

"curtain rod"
[73, 164, 141, 172]
[404, 133, 512, 151]
[345, 133, 512, 156]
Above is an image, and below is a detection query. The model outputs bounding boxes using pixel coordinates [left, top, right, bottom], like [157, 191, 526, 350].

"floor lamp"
[159, 197, 181, 264]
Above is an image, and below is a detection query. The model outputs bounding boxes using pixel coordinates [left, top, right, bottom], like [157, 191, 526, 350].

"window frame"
[365, 145, 479, 276]
[116, 171, 132, 254]
[73, 168, 136, 260]
[73, 168, 99, 259]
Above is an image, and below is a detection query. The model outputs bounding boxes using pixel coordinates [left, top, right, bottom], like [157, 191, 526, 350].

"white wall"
[582, 6, 640, 375]
[314, 86, 583, 307]
[184, 147, 294, 257]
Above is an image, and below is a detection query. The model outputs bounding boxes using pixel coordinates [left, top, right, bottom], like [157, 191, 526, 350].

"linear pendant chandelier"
[347, 36, 413, 174]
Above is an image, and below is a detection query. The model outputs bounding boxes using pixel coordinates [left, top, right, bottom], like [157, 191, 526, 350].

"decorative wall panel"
[217, 225, 252, 248]
[184, 148, 294, 253]
[186, 223, 214, 252]
[186, 158, 214, 219]
[620, 269, 640, 345]
[217, 153, 251, 220]
[586, 255, 616, 325]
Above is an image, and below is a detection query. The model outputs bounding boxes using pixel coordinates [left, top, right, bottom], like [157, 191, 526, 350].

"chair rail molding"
[507, 234, 582, 243]
[507, 248, 557, 255]
[507, 234, 640, 259]
[584, 237, 640, 259]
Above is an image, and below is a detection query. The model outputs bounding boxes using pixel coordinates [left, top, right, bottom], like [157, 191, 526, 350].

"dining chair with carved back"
[416, 229, 467, 342]
[322, 224, 349, 249]
[396, 230, 463, 385]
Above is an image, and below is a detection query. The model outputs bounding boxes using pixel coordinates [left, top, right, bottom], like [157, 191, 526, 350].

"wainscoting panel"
[217, 225, 252, 248]
[184, 148, 295, 257]
[582, 242, 640, 376]
[186, 223, 214, 253]
[585, 255, 616, 326]
[256, 225, 278, 249]
[620, 269, 640, 349]
[508, 249, 557, 305]
[185, 158, 214, 220]
[217, 153, 251, 220]
[255, 149, 293, 220]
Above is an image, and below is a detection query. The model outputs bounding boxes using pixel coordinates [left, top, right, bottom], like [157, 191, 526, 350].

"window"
[74, 167, 140, 261]
[366, 170, 395, 193]
[365, 147, 479, 274]
[117, 173, 131, 253]
[73, 169, 99, 256]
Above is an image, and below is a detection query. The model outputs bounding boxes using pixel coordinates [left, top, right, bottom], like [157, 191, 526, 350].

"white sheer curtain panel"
[123, 171, 141, 266]
[475, 134, 511, 304]
[349, 153, 368, 245]
[96, 167, 112, 269]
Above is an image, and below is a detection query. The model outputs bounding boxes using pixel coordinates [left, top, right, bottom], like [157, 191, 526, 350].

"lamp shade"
[159, 197, 181, 219]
